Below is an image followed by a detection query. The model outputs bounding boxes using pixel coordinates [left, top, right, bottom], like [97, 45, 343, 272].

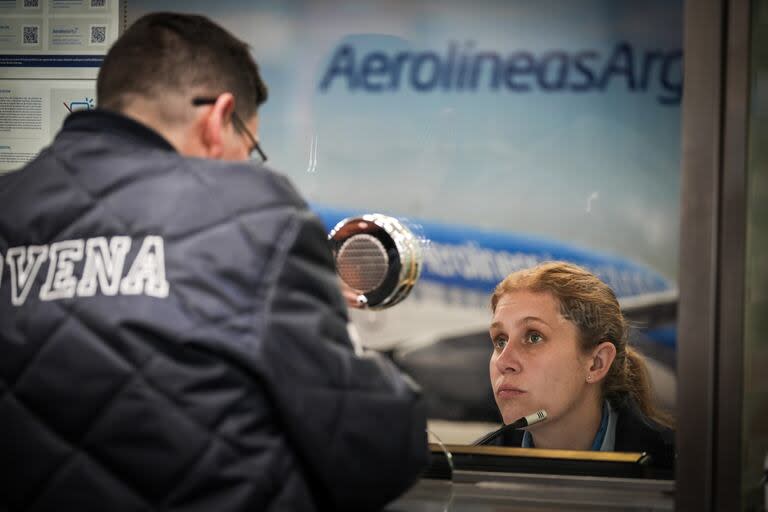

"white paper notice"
[0, 79, 95, 173]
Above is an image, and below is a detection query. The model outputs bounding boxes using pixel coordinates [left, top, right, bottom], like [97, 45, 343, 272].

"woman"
[478, 261, 674, 470]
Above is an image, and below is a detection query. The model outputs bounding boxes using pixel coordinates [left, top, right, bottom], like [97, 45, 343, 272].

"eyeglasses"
[191, 97, 268, 163]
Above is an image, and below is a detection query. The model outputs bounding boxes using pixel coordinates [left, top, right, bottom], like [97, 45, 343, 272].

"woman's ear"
[199, 93, 236, 159]
[586, 341, 617, 383]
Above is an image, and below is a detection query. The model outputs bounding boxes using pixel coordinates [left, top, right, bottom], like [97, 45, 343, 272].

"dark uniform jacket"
[0, 110, 428, 512]
[478, 400, 675, 471]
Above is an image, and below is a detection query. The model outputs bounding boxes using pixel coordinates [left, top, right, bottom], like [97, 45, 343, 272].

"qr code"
[22, 25, 39, 45]
[90, 0, 106, 7]
[23, 0, 40, 8]
[90, 25, 107, 45]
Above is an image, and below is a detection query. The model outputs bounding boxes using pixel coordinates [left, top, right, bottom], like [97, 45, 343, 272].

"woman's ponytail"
[618, 346, 675, 428]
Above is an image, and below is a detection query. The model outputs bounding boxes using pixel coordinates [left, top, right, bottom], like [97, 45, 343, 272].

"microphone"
[473, 409, 548, 445]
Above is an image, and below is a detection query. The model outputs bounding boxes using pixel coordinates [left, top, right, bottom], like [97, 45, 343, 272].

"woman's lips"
[496, 386, 526, 398]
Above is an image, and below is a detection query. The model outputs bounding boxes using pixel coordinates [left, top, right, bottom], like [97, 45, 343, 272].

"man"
[0, 12, 427, 512]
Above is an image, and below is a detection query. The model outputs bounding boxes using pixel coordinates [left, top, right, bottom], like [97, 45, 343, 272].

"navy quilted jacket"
[0, 110, 428, 511]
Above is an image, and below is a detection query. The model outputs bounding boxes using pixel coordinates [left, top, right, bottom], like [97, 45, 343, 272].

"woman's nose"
[495, 343, 522, 374]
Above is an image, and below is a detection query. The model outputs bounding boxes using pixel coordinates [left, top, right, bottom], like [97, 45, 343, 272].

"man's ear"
[586, 341, 617, 383]
[199, 93, 235, 159]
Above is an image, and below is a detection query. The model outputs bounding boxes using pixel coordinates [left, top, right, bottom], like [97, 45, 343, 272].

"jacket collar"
[62, 109, 177, 153]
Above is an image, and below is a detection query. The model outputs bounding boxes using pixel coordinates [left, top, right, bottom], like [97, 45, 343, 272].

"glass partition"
[127, 0, 682, 454]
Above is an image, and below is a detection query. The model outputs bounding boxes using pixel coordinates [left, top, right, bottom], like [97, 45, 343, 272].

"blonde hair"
[491, 261, 673, 428]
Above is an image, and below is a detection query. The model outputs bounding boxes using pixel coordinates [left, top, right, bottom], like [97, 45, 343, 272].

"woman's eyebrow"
[520, 316, 550, 327]
[490, 317, 550, 332]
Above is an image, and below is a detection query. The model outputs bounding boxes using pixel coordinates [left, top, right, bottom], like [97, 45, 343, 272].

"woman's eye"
[493, 336, 508, 350]
[525, 332, 543, 344]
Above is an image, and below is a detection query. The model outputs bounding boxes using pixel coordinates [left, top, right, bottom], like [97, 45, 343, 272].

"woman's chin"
[501, 409, 523, 425]
[500, 404, 550, 426]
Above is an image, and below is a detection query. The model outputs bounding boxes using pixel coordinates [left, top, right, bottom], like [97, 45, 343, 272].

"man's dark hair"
[97, 12, 268, 119]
